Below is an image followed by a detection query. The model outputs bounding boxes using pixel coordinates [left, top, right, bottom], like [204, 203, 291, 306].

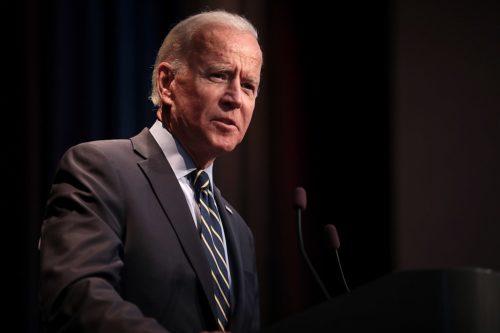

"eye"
[242, 82, 257, 96]
[209, 72, 228, 81]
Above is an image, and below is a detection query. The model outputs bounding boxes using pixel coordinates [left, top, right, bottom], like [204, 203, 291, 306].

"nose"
[220, 79, 242, 110]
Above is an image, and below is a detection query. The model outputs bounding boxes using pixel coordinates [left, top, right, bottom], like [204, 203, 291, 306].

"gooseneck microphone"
[293, 187, 331, 300]
[324, 224, 350, 293]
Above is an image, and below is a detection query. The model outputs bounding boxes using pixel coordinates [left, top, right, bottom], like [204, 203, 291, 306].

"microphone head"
[324, 224, 340, 250]
[293, 187, 307, 211]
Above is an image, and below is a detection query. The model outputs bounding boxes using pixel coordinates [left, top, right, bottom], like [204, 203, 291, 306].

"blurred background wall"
[3, 0, 499, 331]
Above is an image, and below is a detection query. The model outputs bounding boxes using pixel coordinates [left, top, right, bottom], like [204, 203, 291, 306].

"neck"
[158, 109, 216, 170]
[190, 153, 215, 170]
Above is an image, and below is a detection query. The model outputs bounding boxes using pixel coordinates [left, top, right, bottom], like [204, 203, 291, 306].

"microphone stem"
[335, 249, 350, 293]
[297, 209, 331, 300]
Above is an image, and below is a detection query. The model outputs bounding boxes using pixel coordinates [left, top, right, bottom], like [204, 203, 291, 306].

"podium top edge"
[393, 266, 499, 276]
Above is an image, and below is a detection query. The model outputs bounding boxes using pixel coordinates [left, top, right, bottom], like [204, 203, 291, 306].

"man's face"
[163, 26, 262, 166]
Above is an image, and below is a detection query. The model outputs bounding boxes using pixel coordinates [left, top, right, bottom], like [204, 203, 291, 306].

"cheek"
[243, 101, 256, 122]
[174, 79, 208, 111]
[240, 106, 255, 133]
[177, 94, 207, 122]
[194, 90, 221, 115]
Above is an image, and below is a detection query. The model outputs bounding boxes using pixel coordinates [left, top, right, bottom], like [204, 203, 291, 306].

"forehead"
[189, 26, 263, 68]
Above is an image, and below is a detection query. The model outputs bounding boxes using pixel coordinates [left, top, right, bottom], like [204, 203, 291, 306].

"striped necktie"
[190, 170, 231, 331]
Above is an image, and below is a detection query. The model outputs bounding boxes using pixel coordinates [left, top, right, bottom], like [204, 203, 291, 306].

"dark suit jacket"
[39, 128, 260, 333]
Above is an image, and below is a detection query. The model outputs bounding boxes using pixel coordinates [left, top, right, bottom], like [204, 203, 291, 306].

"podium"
[263, 267, 500, 333]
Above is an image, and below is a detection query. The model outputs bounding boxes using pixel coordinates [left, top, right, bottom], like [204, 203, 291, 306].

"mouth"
[212, 118, 238, 130]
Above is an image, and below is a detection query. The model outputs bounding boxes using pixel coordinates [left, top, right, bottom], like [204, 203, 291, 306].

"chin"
[210, 134, 241, 153]
[219, 144, 238, 153]
[213, 140, 239, 154]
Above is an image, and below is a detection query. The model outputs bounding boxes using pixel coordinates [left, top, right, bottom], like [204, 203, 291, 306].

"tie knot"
[190, 169, 210, 193]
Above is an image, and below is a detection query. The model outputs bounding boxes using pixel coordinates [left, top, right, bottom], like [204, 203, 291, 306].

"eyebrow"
[245, 77, 260, 87]
[207, 65, 260, 84]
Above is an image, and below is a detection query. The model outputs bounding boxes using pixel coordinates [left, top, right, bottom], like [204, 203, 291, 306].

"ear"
[157, 62, 176, 106]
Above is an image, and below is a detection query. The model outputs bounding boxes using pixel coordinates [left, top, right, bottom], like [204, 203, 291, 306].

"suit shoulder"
[62, 138, 133, 160]
[71, 138, 131, 152]
[66, 128, 150, 153]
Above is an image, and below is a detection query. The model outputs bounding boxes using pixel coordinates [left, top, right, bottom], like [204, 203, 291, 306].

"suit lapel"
[131, 129, 219, 322]
[214, 188, 245, 333]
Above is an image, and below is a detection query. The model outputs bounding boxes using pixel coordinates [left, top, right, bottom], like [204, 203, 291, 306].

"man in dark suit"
[39, 10, 262, 333]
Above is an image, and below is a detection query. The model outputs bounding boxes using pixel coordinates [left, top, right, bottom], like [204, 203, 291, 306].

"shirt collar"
[149, 120, 215, 187]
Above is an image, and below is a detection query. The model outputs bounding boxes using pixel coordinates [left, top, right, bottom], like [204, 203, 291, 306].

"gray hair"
[150, 10, 259, 107]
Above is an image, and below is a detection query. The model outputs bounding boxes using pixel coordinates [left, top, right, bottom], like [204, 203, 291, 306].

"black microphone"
[293, 187, 331, 300]
[324, 224, 350, 293]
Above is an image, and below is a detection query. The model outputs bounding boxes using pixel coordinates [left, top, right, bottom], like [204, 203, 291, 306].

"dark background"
[4, 0, 500, 332]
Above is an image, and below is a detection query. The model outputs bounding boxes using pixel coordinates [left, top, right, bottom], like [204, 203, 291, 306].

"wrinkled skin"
[157, 25, 263, 169]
